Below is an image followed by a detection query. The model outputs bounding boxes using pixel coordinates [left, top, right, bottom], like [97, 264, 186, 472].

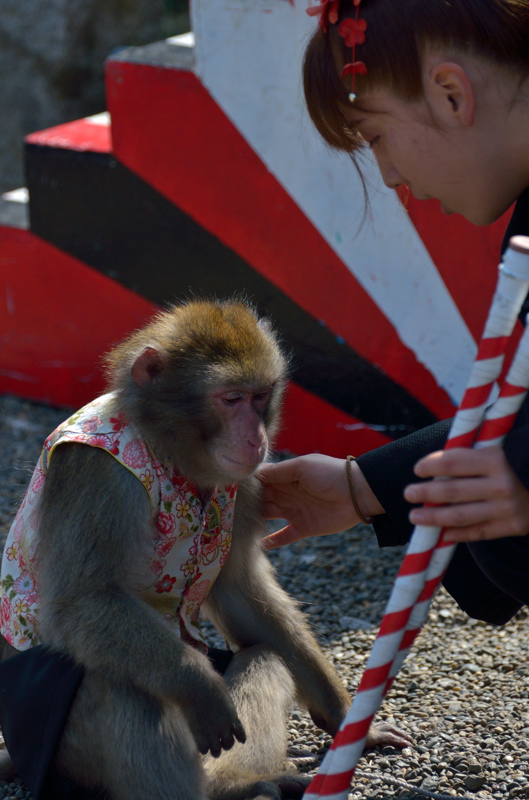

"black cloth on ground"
[0, 644, 234, 800]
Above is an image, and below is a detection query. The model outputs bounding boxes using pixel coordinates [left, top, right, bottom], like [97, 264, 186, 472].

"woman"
[260, 0, 529, 625]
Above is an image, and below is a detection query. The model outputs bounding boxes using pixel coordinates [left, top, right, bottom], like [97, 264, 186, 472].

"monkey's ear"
[131, 347, 165, 387]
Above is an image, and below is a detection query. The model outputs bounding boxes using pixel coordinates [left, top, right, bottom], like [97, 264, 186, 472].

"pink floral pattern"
[122, 438, 150, 469]
[155, 574, 176, 593]
[156, 512, 177, 537]
[82, 416, 103, 434]
[1, 393, 238, 652]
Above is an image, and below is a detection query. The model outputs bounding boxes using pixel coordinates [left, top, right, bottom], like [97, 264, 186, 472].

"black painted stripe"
[26, 143, 438, 437]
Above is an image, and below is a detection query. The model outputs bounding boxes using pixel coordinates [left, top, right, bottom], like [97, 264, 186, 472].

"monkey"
[0, 299, 412, 800]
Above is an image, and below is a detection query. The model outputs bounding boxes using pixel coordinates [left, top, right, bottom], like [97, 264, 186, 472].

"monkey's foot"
[247, 772, 311, 799]
[365, 721, 415, 750]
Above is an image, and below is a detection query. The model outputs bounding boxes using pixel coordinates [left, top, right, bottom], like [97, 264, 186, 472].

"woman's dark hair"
[304, 0, 529, 153]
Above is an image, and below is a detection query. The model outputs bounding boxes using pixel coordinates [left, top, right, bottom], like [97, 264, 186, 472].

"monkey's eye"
[222, 393, 244, 406]
[253, 390, 272, 406]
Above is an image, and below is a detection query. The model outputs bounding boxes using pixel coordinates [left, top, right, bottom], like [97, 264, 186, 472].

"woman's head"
[304, 0, 529, 153]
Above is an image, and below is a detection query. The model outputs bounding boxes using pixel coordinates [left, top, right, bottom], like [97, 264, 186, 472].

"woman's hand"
[258, 454, 382, 549]
[404, 445, 529, 542]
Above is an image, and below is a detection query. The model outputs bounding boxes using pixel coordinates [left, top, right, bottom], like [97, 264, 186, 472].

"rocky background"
[0, 0, 190, 194]
[1, 392, 529, 799]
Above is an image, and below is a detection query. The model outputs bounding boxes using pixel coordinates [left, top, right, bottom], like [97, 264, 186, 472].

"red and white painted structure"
[0, 0, 517, 457]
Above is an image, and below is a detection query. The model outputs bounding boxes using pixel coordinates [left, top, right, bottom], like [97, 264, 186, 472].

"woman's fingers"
[405, 475, 509, 506]
[410, 499, 504, 529]
[413, 447, 497, 477]
[262, 526, 304, 549]
[404, 445, 529, 542]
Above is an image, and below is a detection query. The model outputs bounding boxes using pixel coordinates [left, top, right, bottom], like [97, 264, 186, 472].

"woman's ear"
[424, 60, 475, 128]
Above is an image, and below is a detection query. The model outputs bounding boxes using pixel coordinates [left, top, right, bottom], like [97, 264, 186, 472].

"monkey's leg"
[204, 645, 310, 800]
[56, 671, 206, 800]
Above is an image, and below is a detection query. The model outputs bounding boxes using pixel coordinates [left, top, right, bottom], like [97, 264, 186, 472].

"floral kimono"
[0, 393, 237, 652]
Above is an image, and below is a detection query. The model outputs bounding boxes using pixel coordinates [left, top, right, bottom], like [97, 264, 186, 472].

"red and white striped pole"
[304, 236, 529, 800]
[388, 305, 529, 690]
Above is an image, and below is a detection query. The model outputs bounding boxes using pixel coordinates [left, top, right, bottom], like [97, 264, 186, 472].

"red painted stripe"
[478, 414, 518, 441]
[438, 530, 455, 546]
[445, 429, 479, 449]
[278, 382, 391, 457]
[107, 60, 456, 422]
[25, 119, 111, 154]
[398, 549, 435, 576]
[476, 336, 510, 361]
[308, 771, 352, 795]
[307, 768, 354, 797]
[333, 716, 371, 748]
[0, 228, 391, 456]
[0, 227, 156, 408]
[401, 192, 515, 345]
[358, 661, 392, 691]
[417, 575, 440, 603]
[379, 607, 412, 636]
[498, 382, 526, 398]
[400, 628, 420, 650]
[458, 382, 494, 410]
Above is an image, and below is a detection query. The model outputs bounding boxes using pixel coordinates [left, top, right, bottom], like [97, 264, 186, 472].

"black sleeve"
[356, 418, 452, 547]
[358, 390, 529, 546]
[503, 421, 529, 492]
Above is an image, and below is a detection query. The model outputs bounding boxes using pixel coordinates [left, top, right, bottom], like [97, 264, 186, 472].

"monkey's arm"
[205, 479, 350, 736]
[36, 444, 245, 756]
[207, 480, 414, 749]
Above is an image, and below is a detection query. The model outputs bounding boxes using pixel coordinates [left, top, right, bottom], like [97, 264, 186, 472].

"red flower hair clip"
[307, 0, 368, 102]
[306, 0, 340, 34]
[338, 16, 366, 47]
[339, 0, 367, 102]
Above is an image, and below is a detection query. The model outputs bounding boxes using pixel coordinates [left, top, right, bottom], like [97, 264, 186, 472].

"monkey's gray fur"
[0, 301, 406, 800]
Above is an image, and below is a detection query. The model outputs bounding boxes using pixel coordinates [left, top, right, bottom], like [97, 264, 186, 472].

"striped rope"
[304, 235, 529, 800]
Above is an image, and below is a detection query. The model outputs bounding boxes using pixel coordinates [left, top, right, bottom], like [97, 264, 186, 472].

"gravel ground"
[1, 393, 529, 800]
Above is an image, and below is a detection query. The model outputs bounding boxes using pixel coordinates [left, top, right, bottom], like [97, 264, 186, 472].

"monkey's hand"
[365, 721, 415, 750]
[308, 705, 347, 737]
[309, 707, 414, 750]
[176, 655, 246, 758]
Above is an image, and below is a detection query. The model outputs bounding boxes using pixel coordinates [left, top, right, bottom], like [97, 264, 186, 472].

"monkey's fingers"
[219, 718, 247, 753]
[207, 739, 223, 759]
[262, 526, 304, 550]
[195, 733, 215, 757]
[365, 721, 415, 750]
[233, 717, 247, 744]
[202, 716, 246, 758]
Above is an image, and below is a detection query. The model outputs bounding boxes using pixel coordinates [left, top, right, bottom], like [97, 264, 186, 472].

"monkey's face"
[206, 385, 273, 480]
